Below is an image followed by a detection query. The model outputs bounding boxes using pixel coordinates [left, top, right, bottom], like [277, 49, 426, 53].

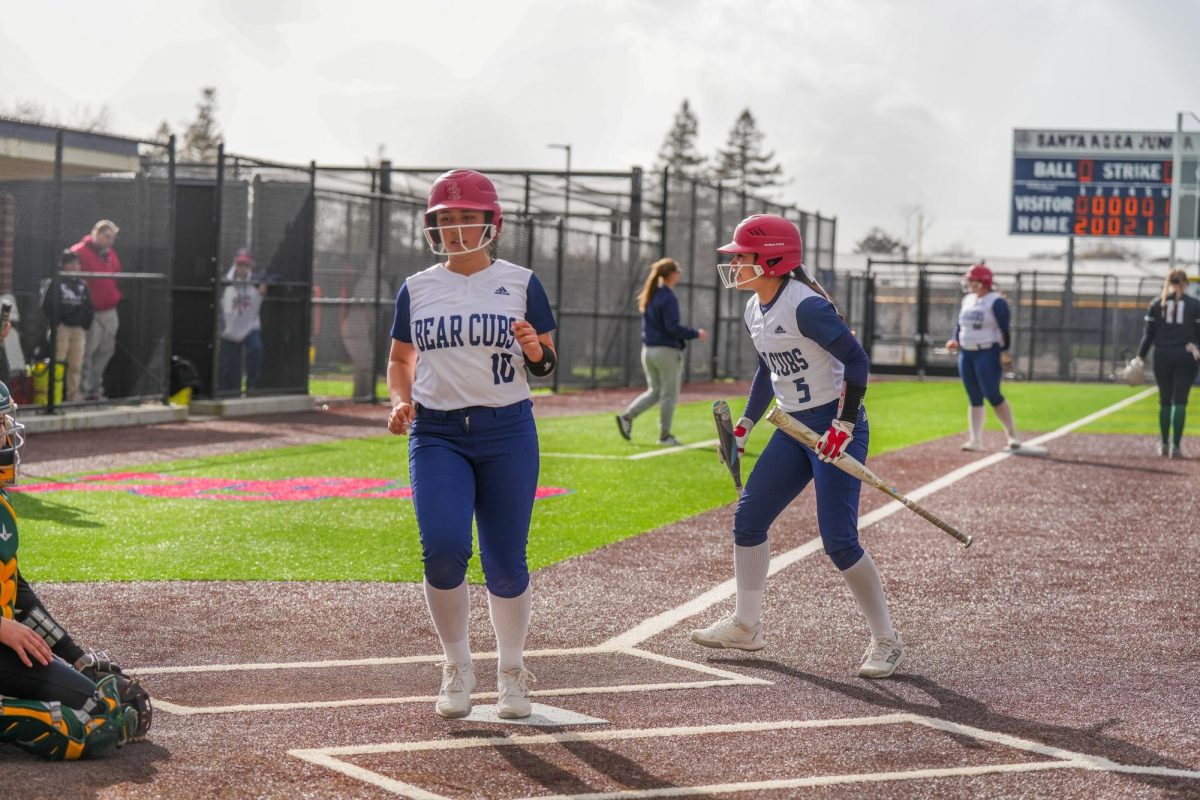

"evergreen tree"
[653, 99, 706, 178]
[853, 227, 906, 255]
[713, 109, 783, 192]
[180, 87, 222, 163]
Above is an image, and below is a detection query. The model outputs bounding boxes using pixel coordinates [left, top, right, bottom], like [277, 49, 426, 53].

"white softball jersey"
[391, 259, 556, 410]
[956, 291, 1006, 349]
[744, 280, 845, 413]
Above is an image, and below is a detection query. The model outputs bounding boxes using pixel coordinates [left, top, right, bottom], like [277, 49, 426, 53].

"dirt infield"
[5, 394, 1200, 798]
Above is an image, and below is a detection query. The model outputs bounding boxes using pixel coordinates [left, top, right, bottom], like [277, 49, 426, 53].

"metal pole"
[659, 167, 669, 259]
[209, 145, 225, 397]
[629, 167, 643, 242]
[552, 217, 565, 393]
[590, 233, 601, 387]
[163, 135, 177, 405]
[47, 129, 64, 413]
[303, 160, 317, 395]
[372, 161, 392, 403]
[1060, 236, 1075, 379]
[684, 178, 698, 383]
[712, 183, 723, 379]
[1169, 112, 1183, 268]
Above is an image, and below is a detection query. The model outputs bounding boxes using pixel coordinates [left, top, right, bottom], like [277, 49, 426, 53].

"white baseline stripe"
[511, 761, 1082, 800]
[152, 677, 761, 716]
[605, 387, 1157, 649]
[627, 439, 718, 460]
[289, 750, 452, 800]
[131, 645, 599, 676]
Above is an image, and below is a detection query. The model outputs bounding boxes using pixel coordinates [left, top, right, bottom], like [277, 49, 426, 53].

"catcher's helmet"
[716, 214, 806, 288]
[963, 263, 993, 290]
[0, 380, 25, 487]
[423, 169, 503, 256]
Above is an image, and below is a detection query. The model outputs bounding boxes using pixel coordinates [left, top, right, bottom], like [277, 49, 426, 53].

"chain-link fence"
[859, 258, 1166, 381]
[0, 119, 173, 410]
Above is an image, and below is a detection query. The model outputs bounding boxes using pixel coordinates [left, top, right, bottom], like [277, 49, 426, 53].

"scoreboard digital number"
[1011, 129, 1199, 239]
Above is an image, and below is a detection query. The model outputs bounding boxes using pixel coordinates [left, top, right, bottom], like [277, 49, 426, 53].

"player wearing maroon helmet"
[387, 170, 557, 720]
[945, 263, 1022, 452]
[689, 214, 905, 679]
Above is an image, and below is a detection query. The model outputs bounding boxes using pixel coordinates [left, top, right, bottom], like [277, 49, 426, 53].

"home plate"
[458, 703, 607, 726]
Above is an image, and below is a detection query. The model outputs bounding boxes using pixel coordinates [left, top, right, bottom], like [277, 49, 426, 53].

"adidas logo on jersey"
[494, 286, 510, 295]
[774, 325, 786, 334]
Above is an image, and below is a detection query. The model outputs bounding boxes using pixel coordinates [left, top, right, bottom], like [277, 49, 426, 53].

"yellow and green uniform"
[0, 489, 131, 759]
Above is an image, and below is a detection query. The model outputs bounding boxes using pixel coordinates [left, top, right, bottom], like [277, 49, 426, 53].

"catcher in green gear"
[0, 378, 151, 759]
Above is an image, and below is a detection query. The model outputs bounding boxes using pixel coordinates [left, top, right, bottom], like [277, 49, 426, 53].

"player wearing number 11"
[689, 214, 906, 679]
[387, 169, 557, 720]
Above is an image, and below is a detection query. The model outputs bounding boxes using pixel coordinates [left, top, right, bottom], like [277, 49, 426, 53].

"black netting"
[1, 126, 172, 409]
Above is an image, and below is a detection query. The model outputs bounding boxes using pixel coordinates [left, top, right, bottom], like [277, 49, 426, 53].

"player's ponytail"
[790, 264, 845, 321]
[637, 258, 680, 313]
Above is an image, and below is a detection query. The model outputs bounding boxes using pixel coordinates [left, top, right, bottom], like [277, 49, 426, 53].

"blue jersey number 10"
[492, 353, 516, 384]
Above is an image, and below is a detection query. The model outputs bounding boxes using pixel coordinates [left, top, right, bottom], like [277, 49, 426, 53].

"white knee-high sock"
[488, 586, 532, 672]
[968, 405, 986, 445]
[424, 579, 472, 665]
[993, 400, 1018, 440]
[840, 552, 896, 639]
[734, 541, 771, 627]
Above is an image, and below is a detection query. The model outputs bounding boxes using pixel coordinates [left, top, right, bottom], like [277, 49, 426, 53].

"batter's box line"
[287, 712, 1200, 800]
[144, 645, 771, 716]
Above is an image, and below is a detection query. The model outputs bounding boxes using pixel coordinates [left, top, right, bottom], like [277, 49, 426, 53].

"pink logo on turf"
[11, 473, 570, 502]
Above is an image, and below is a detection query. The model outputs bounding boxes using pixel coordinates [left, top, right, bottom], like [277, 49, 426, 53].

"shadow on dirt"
[0, 739, 170, 798]
[716, 658, 1199, 798]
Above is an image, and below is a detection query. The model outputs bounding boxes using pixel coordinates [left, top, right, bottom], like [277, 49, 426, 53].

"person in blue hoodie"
[616, 258, 707, 446]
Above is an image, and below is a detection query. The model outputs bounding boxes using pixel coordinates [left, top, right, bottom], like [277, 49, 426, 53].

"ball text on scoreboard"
[1011, 129, 1199, 238]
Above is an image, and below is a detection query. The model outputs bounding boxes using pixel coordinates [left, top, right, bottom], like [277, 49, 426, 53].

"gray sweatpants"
[624, 345, 683, 437]
[82, 307, 119, 400]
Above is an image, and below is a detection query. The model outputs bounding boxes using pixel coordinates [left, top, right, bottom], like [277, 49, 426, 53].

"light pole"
[547, 143, 572, 224]
[1168, 111, 1200, 271]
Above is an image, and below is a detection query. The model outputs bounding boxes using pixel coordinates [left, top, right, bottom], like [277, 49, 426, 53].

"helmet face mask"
[423, 170, 503, 258]
[717, 214, 805, 289]
[0, 382, 23, 487]
[962, 264, 993, 292]
[716, 257, 765, 289]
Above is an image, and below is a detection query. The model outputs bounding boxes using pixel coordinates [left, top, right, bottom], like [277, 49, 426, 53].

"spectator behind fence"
[615, 257, 707, 446]
[39, 250, 94, 402]
[72, 220, 122, 401]
[219, 248, 267, 394]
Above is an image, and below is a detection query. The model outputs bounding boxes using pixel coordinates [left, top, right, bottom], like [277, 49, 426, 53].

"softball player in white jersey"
[387, 169, 557, 719]
[690, 214, 906, 679]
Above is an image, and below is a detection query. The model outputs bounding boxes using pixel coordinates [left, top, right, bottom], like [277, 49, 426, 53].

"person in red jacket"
[71, 220, 122, 401]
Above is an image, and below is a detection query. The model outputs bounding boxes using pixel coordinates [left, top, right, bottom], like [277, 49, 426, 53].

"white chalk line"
[288, 712, 1199, 799]
[142, 645, 769, 715]
[604, 387, 1158, 650]
[541, 438, 719, 461]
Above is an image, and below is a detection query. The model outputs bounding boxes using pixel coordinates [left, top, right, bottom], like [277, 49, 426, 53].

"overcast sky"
[3, 0, 1197, 258]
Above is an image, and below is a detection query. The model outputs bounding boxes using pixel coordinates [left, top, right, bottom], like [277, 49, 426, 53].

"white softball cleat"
[960, 440, 984, 452]
[435, 661, 475, 719]
[858, 632, 905, 678]
[690, 614, 766, 651]
[1005, 437, 1022, 451]
[496, 667, 536, 719]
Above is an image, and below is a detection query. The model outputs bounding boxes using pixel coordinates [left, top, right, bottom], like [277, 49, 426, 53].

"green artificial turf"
[10, 380, 1181, 583]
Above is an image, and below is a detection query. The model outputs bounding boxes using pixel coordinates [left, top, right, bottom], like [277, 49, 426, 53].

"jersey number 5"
[491, 353, 516, 385]
[792, 377, 811, 403]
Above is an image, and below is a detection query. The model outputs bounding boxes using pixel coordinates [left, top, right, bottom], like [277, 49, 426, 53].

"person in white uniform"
[386, 170, 557, 720]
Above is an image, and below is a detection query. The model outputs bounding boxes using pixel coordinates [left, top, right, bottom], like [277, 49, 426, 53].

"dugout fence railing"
[859, 258, 1168, 382]
[0, 119, 175, 412]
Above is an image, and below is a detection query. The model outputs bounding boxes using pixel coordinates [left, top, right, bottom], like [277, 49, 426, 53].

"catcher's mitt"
[75, 650, 153, 742]
[1121, 358, 1146, 387]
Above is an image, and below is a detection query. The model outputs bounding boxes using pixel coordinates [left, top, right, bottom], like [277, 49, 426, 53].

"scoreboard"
[1011, 128, 1200, 239]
